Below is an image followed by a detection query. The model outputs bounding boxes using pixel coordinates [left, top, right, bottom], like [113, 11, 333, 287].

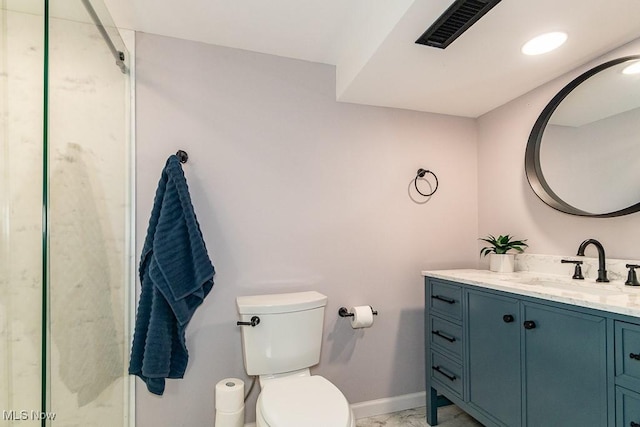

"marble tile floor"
[356, 405, 484, 427]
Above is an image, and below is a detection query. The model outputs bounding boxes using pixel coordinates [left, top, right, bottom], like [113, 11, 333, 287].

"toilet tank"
[236, 291, 328, 376]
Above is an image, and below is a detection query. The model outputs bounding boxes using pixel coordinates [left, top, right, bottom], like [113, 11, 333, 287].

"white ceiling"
[103, 0, 640, 118]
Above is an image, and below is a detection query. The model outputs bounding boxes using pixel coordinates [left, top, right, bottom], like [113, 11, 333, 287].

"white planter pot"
[489, 253, 515, 273]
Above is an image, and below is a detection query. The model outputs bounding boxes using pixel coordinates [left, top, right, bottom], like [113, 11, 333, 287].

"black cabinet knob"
[630, 422, 640, 427]
[630, 353, 640, 361]
[503, 314, 515, 323]
[523, 320, 536, 330]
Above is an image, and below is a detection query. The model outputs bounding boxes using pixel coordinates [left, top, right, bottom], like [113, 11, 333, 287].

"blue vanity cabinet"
[426, 279, 465, 426]
[615, 321, 640, 390]
[467, 290, 521, 426]
[615, 321, 640, 426]
[522, 301, 607, 427]
[616, 387, 640, 427]
[425, 277, 609, 427]
[467, 290, 606, 426]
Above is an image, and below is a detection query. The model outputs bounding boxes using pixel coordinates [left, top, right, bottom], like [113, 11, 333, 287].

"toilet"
[236, 291, 355, 427]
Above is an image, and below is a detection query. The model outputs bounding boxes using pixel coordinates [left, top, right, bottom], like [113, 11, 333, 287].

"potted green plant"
[479, 234, 528, 273]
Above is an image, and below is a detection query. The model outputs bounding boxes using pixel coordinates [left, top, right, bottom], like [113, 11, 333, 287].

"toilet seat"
[258, 375, 352, 427]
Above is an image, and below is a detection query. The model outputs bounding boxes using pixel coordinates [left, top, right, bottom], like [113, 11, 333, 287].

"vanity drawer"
[616, 387, 640, 427]
[615, 321, 640, 388]
[430, 351, 464, 399]
[430, 316, 463, 359]
[429, 280, 462, 321]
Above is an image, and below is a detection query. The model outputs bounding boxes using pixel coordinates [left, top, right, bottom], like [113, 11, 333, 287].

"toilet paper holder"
[338, 306, 378, 318]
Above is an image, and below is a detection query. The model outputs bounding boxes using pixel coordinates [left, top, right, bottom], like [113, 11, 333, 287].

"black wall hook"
[414, 168, 439, 197]
[176, 150, 189, 163]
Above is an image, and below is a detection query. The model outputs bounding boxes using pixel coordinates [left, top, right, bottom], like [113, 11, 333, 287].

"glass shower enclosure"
[1, 0, 133, 425]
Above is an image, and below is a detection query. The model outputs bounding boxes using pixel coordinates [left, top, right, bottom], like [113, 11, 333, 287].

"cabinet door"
[468, 290, 522, 427]
[523, 302, 607, 427]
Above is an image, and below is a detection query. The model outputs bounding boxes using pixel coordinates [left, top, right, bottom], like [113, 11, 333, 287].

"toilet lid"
[259, 376, 351, 427]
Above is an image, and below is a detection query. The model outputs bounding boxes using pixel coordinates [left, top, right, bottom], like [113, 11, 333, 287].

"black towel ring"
[176, 150, 189, 163]
[414, 168, 438, 197]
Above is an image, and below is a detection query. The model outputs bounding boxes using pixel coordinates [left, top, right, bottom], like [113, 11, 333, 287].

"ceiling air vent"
[415, 0, 501, 49]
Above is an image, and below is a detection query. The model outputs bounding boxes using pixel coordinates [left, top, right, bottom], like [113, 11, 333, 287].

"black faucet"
[576, 239, 609, 282]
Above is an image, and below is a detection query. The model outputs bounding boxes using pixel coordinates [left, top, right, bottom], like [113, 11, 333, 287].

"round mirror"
[525, 55, 640, 217]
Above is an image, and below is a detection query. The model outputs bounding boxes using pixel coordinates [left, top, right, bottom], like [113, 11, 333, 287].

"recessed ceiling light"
[622, 61, 640, 75]
[521, 32, 568, 56]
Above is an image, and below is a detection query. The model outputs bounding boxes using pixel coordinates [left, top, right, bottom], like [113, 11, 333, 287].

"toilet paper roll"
[215, 378, 245, 413]
[214, 406, 244, 427]
[350, 306, 375, 329]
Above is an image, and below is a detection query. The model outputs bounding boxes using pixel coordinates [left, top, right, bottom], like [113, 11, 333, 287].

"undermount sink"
[507, 276, 626, 296]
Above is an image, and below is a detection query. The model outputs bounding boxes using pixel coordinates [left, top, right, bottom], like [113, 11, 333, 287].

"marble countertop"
[422, 268, 640, 318]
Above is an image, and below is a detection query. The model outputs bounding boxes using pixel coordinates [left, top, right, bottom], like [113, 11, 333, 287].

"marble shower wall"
[1, 3, 132, 426]
[0, 7, 45, 426]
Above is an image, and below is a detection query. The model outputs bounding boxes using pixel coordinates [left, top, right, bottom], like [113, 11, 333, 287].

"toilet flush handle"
[237, 316, 260, 327]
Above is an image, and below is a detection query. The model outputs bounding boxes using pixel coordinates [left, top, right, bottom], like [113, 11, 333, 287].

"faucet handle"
[561, 259, 584, 280]
[625, 264, 640, 286]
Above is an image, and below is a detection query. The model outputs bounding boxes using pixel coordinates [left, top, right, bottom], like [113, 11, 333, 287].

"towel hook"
[176, 150, 189, 164]
[414, 168, 438, 197]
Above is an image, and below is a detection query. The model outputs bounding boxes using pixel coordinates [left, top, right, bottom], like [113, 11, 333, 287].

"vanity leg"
[427, 387, 438, 425]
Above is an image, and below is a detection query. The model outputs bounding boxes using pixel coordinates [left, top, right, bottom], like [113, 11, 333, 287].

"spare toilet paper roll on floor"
[215, 378, 244, 413]
[350, 306, 375, 329]
[215, 407, 244, 427]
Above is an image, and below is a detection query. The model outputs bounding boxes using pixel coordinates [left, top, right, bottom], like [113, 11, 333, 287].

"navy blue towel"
[129, 155, 215, 395]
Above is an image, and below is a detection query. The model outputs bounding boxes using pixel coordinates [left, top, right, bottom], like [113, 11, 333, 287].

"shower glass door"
[1, 0, 133, 425]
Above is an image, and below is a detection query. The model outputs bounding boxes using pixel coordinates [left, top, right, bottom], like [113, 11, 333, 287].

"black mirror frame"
[525, 55, 640, 218]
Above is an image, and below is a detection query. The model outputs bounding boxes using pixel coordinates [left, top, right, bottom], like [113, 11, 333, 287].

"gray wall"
[477, 38, 640, 262]
[135, 33, 478, 426]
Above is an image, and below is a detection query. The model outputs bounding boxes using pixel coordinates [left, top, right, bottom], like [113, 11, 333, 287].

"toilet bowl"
[255, 375, 355, 427]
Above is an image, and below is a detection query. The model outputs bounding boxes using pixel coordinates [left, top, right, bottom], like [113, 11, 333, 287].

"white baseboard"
[350, 391, 426, 419]
[242, 391, 426, 426]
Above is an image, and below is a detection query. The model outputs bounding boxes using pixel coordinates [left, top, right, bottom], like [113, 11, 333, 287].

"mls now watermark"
[3, 410, 57, 421]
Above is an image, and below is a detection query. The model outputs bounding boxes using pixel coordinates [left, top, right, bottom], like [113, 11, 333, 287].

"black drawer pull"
[432, 330, 456, 343]
[503, 314, 514, 323]
[630, 353, 640, 361]
[630, 422, 640, 427]
[523, 320, 536, 330]
[432, 295, 456, 304]
[432, 365, 456, 382]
